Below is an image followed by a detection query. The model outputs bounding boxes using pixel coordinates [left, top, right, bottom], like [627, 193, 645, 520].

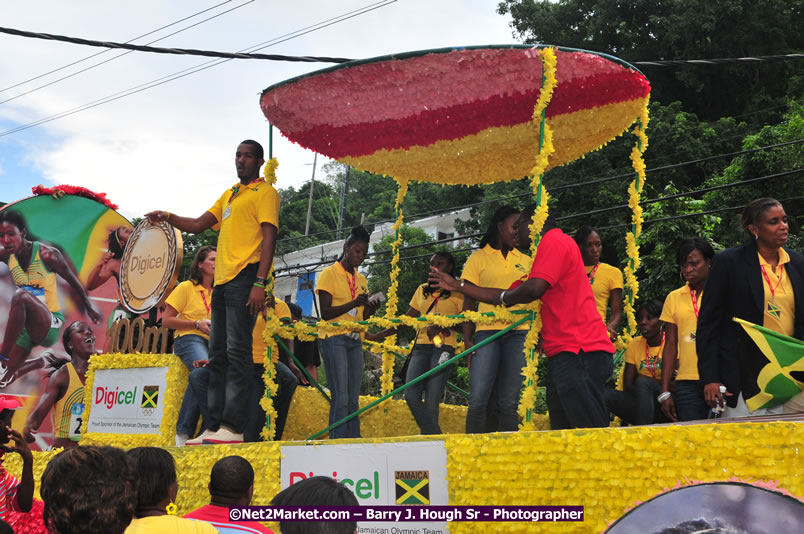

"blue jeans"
[246, 362, 297, 441]
[189, 361, 297, 441]
[467, 330, 527, 433]
[320, 334, 363, 438]
[546, 350, 613, 430]
[173, 334, 209, 436]
[207, 263, 258, 433]
[405, 345, 454, 435]
[674, 380, 709, 421]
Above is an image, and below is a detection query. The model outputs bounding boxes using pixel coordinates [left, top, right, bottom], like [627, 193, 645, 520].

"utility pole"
[337, 166, 350, 240]
[304, 153, 317, 236]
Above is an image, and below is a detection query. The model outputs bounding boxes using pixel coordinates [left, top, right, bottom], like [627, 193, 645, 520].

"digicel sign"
[290, 471, 381, 500]
[95, 386, 138, 410]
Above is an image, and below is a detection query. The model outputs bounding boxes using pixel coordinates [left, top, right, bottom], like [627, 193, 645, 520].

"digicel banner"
[281, 442, 449, 534]
[87, 367, 168, 435]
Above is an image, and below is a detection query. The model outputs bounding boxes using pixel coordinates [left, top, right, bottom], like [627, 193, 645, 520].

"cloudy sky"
[0, 0, 516, 219]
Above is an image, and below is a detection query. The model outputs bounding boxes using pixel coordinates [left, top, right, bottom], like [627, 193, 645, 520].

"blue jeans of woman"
[674, 380, 709, 421]
[207, 263, 258, 433]
[173, 334, 209, 436]
[320, 334, 363, 439]
[405, 344, 454, 435]
[467, 330, 526, 433]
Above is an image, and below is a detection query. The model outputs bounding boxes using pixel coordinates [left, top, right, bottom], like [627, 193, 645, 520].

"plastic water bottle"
[708, 385, 728, 419]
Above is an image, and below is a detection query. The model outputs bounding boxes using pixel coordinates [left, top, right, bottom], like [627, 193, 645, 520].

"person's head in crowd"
[108, 226, 133, 259]
[740, 197, 789, 250]
[127, 447, 178, 518]
[0, 519, 11, 534]
[0, 408, 15, 444]
[480, 205, 520, 250]
[208, 456, 255, 506]
[189, 245, 217, 286]
[340, 226, 371, 271]
[271, 476, 359, 534]
[425, 251, 456, 297]
[676, 237, 714, 287]
[637, 299, 664, 340]
[574, 225, 603, 266]
[41, 446, 137, 534]
[287, 301, 303, 321]
[516, 203, 557, 250]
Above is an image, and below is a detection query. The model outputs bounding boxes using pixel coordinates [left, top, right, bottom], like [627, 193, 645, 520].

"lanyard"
[429, 292, 442, 313]
[228, 178, 265, 205]
[199, 288, 211, 315]
[644, 332, 665, 379]
[339, 262, 358, 299]
[587, 263, 600, 285]
[760, 264, 784, 303]
[689, 286, 701, 320]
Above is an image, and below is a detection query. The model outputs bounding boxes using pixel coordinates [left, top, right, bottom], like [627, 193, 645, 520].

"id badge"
[222, 205, 232, 220]
[69, 403, 85, 441]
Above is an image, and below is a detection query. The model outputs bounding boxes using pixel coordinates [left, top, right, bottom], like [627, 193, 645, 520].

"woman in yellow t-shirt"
[460, 206, 532, 434]
[658, 237, 714, 422]
[162, 246, 215, 445]
[125, 447, 217, 534]
[574, 226, 623, 340]
[315, 226, 379, 439]
[369, 252, 464, 435]
[605, 300, 667, 425]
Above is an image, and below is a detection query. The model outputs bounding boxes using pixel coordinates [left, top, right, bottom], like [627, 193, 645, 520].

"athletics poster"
[0, 188, 133, 450]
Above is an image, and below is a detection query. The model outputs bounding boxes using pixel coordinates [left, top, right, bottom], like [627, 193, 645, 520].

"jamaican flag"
[733, 317, 804, 412]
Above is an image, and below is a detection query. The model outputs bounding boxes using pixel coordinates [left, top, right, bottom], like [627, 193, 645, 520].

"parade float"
[5, 45, 802, 533]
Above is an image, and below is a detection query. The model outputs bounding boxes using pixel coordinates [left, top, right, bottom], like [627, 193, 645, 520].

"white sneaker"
[0, 363, 9, 388]
[175, 433, 189, 447]
[201, 426, 244, 444]
[185, 429, 216, 446]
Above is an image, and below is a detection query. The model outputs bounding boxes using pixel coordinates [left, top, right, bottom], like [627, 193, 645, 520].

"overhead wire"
[0, 0, 237, 96]
[0, 0, 398, 137]
[274, 137, 804, 247]
[0, 0, 256, 106]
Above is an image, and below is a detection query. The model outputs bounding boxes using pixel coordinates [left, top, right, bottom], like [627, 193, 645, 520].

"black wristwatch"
[255, 276, 268, 286]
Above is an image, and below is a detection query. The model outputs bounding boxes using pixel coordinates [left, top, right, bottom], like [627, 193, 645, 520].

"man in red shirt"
[430, 205, 614, 430]
[184, 456, 273, 533]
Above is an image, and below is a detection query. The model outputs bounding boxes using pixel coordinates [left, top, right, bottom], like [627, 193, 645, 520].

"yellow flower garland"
[260, 268, 280, 442]
[263, 157, 279, 185]
[517, 47, 557, 430]
[621, 102, 650, 345]
[80, 353, 188, 448]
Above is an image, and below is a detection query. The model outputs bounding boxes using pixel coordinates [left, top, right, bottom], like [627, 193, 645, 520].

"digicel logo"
[290, 471, 380, 500]
[95, 386, 138, 410]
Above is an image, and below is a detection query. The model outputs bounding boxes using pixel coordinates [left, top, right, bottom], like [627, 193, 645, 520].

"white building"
[274, 208, 471, 317]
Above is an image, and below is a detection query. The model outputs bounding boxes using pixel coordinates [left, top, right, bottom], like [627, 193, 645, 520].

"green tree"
[497, 0, 803, 122]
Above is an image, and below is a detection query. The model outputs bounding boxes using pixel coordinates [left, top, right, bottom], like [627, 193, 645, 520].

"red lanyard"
[228, 178, 265, 205]
[430, 293, 442, 313]
[199, 289, 211, 315]
[587, 263, 600, 285]
[689, 287, 701, 319]
[760, 264, 784, 302]
[340, 262, 358, 299]
[644, 333, 665, 378]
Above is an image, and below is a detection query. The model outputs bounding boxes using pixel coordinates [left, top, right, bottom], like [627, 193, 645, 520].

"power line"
[274, 166, 804, 273]
[0, 0, 255, 106]
[556, 167, 804, 221]
[0, 25, 353, 63]
[0, 0, 397, 138]
[2, 23, 801, 68]
[275, 137, 804, 246]
[0, 0, 237, 96]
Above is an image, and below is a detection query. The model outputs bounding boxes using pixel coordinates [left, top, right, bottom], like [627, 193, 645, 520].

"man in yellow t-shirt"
[146, 140, 279, 445]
